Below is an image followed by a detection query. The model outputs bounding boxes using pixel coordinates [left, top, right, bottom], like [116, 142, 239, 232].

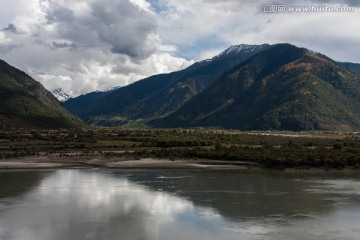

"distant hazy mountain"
[340, 62, 360, 75]
[64, 44, 273, 125]
[0, 60, 84, 129]
[151, 44, 360, 131]
[64, 91, 109, 119]
[52, 88, 74, 102]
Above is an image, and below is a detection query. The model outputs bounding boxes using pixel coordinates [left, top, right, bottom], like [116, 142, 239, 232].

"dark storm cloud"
[0, 23, 19, 53]
[91, 0, 159, 59]
[43, 0, 159, 60]
[2, 23, 17, 33]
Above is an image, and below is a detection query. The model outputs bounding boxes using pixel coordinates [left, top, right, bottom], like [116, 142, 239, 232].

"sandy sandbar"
[0, 156, 257, 170]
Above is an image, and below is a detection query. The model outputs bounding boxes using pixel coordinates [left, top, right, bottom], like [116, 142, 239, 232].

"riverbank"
[1, 156, 358, 172]
[0, 156, 258, 170]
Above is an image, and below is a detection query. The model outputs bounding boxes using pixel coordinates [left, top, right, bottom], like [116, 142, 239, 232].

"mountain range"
[64, 44, 273, 125]
[2, 43, 360, 131]
[0, 60, 84, 129]
[64, 43, 360, 131]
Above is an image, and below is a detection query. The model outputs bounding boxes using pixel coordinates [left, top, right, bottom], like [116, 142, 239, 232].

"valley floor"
[1, 129, 360, 170]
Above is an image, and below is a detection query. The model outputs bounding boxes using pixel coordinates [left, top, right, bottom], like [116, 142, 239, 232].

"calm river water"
[1, 169, 360, 240]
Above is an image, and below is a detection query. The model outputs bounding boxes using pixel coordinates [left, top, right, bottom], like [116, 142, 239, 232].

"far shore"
[1, 156, 358, 173]
[0, 156, 255, 170]
[2, 129, 360, 171]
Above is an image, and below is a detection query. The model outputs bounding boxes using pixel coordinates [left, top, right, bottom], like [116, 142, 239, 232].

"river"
[1, 169, 360, 240]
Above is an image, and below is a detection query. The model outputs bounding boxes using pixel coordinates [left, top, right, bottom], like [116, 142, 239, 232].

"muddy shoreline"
[0, 156, 255, 170]
[0, 156, 358, 172]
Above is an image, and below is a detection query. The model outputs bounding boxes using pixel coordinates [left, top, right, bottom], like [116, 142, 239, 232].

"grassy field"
[1, 128, 360, 169]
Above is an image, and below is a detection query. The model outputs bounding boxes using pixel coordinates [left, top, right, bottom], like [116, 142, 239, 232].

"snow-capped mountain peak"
[216, 44, 271, 58]
[52, 88, 74, 102]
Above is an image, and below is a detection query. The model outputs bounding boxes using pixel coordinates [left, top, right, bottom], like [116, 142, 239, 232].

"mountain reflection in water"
[0, 169, 360, 240]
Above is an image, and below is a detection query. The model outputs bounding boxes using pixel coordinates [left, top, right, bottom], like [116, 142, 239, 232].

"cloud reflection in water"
[1, 170, 360, 240]
[0, 170, 242, 240]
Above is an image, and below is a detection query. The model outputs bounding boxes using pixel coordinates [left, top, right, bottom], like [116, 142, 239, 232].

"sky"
[0, 0, 359, 97]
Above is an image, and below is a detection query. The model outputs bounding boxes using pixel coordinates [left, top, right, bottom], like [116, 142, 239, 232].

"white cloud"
[0, 0, 192, 96]
[224, 10, 360, 62]
[155, 0, 360, 62]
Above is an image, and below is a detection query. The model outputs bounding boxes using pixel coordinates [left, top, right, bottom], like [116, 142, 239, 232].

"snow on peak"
[52, 88, 74, 102]
[217, 44, 271, 58]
